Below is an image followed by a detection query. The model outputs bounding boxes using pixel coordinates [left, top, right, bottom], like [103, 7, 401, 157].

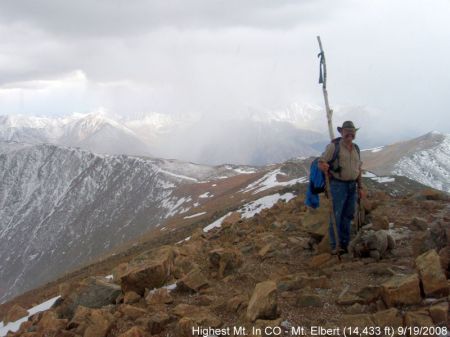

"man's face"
[342, 128, 356, 141]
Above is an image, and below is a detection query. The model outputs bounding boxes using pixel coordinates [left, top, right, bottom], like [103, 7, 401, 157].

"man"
[318, 121, 365, 254]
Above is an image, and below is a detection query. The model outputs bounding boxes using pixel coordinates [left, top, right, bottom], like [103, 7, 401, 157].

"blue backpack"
[305, 137, 360, 208]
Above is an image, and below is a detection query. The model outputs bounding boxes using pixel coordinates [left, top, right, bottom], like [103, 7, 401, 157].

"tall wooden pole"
[317, 36, 340, 259]
[317, 36, 335, 140]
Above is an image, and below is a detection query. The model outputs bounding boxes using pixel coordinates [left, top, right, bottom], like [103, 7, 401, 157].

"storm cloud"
[0, 0, 449, 146]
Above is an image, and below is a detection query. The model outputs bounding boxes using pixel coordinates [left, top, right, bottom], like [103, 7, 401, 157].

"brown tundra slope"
[0, 175, 449, 337]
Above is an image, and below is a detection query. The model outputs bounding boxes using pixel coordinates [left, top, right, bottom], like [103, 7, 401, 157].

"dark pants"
[328, 179, 357, 249]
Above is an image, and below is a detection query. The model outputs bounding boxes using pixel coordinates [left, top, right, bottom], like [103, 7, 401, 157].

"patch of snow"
[240, 168, 307, 194]
[362, 171, 377, 178]
[157, 168, 198, 182]
[104, 274, 113, 280]
[211, 183, 217, 187]
[363, 171, 395, 184]
[371, 176, 395, 183]
[175, 236, 191, 245]
[362, 145, 385, 152]
[239, 193, 295, 218]
[234, 168, 257, 174]
[183, 212, 207, 219]
[0, 296, 61, 337]
[202, 192, 296, 232]
[148, 282, 177, 294]
[199, 192, 214, 198]
[203, 212, 232, 232]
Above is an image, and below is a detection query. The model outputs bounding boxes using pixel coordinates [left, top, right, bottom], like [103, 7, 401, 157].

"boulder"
[145, 288, 173, 305]
[429, 302, 448, 325]
[246, 281, 278, 322]
[309, 253, 333, 268]
[226, 294, 248, 312]
[117, 326, 148, 337]
[176, 268, 208, 292]
[118, 304, 147, 320]
[208, 248, 242, 278]
[296, 294, 323, 307]
[410, 217, 428, 231]
[4, 304, 28, 324]
[56, 277, 121, 318]
[372, 308, 403, 331]
[123, 291, 141, 304]
[174, 305, 222, 337]
[36, 310, 68, 332]
[120, 246, 175, 295]
[67, 306, 114, 337]
[381, 274, 421, 307]
[404, 310, 434, 328]
[146, 312, 171, 335]
[415, 249, 448, 297]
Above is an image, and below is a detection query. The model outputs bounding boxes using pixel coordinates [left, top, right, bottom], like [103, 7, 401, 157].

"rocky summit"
[0, 185, 449, 337]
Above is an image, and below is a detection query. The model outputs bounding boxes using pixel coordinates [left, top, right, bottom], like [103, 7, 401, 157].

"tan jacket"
[319, 139, 362, 181]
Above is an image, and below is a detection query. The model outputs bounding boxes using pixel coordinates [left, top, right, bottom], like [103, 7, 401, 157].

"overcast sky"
[0, 0, 449, 143]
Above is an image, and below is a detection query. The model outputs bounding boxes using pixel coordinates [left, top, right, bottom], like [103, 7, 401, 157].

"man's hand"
[318, 161, 329, 172]
[358, 187, 366, 199]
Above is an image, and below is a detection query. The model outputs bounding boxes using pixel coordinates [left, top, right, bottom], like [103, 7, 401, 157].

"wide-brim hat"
[337, 120, 360, 133]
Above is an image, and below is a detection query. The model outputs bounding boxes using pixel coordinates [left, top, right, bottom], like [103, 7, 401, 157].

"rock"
[417, 189, 449, 201]
[356, 286, 382, 304]
[372, 308, 403, 332]
[253, 318, 283, 337]
[303, 207, 329, 240]
[118, 304, 147, 320]
[337, 292, 364, 306]
[226, 294, 248, 312]
[208, 248, 242, 278]
[429, 302, 448, 325]
[348, 229, 395, 260]
[371, 215, 389, 230]
[296, 294, 323, 307]
[309, 253, 332, 268]
[68, 306, 114, 337]
[123, 291, 141, 304]
[381, 274, 421, 307]
[415, 249, 448, 297]
[56, 277, 121, 318]
[177, 268, 208, 292]
[222, 211, 241, 226]
[4, 304, 28, 324]
[246, 281, 278, 322]
[146, 312, 171, 335]
[404, 310, 434, 328]
[258, 243, 274, 259]
[36, 310, 68, 332]
[120, 246, 175, 295]
[117, 326, 148, 337]
[112, 263, 129, 284]
[438, 247, 449, 274]
[410, 217, 428, 231]
[145, 288, 173, 305]
[339, 314, 374, 333]
[175, 305, 222, 337]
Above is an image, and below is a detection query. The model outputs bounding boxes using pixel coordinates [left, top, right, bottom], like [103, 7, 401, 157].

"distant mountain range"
[0, 111, 325, 165]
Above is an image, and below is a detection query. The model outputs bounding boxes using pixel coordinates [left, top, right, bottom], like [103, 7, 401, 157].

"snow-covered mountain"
[362, 131, 450, 192]
[0, 141, 258, 303]
[0, 112, 325, 165]
[0, 114, 152, 157]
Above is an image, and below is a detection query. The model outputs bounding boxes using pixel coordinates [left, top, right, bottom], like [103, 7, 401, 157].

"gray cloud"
[0, 0, 449, 148]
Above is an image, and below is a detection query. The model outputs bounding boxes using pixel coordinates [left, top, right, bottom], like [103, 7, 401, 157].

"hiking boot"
[339, 246, 349, 254]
